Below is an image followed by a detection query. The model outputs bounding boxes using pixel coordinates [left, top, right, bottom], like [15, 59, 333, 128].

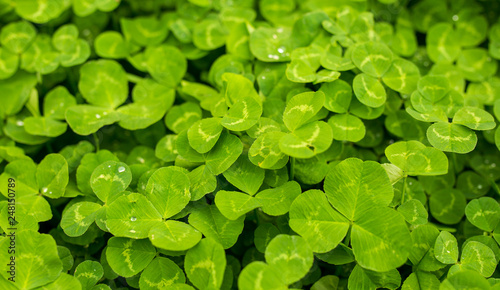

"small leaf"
[434, 231, 459, 264]
[205, 131, 243, 175]
[328, 113, 366, 142]
[24, 116, 67, 137]
[75, 261, 104, 290]
[36, 153, 69, 198]
[0, 20, 36, 53]
[452, 107, 496, 131]
[279, 121, 333, 159]
[427, 122, 478, 154]
[145, 167, 191, 219]
[185, 238, 226, 290]
[465, 197, 500, 232]
[429, 189, 466, 225]
[106, 237, 156, 278]
[79, 60, 128, 109]
[146, 45, 186, 87]
[61, 202, 101, 237]
[265, 235, 314, 284]
[222, 155, 265, 195]
[148, 220, 202, 251]
[139, 257, 186, 290]
[255, 181, 302, 216]
[385, 140, 448, 176]
[283, 91, 325, 131]
[187, 118, 223, 153]
[351, 42, 393, 77]
[452, 241, 497, 277]
[319, 79, 352, 113]
[66, 105, 121, 136]
[215, 190, 261, 220]
[353, 73, 387, 108]
[238, 262, 287, 290]
[188, 205, 244, 249]
[289, 189, 349, 253]
[90, 161, 132, 203]
[382, 58, 420, 94]
[398, 199, 428, 225]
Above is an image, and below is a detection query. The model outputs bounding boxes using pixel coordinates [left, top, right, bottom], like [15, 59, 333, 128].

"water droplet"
[492, 163, 497, 168]
[137, 157, 145, 163]
[130, 216, 137, 222]
[42, 187, 48, 193]
[452, 15, 459, 21]
[95, 114, 101, 119]
[118, 166, 126, 173]
[277, 28, 283, 33]
[151, 234, 155, 239]
[272, 34, 277, 39]
[267, 54, 279, 60]
[103, 111, 108, 115]
[129, 229, 136, 233]
[16, 120, 24, 126]
[277, 46, 286, 54]
[478, 184, 483, 189]
[108, 165, 111, 168]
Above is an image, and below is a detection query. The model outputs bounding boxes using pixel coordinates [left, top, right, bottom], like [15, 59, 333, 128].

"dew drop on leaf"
[118, 166, 125, 173]
[130, 216, 137, 222]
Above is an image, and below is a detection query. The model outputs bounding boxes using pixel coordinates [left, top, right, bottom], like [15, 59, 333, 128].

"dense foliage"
[1, 0, 500, 289]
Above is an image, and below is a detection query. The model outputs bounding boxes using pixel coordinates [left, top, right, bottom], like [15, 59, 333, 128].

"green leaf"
[75, 260, 104, 290]
[36, 153, 69, 198]
[324, 158, 393, 220]
[328, 113, 366, 142]
[255, 181, 302, 216]
[417, 75, 450, 102]
[353, 73, 387, 108]
[52, 24, 78, 52]
[95, 31, 129, 59]
[149, 220, 202, 251]
[427, 122, 478, 154]
[348, 264, 401, 290]
[254, 223, 280, 254]
[238, 262, 287, 290]
[279, 121, 333, 158]
[429, 189, 466, 225]
[24, 116, 67, 137]
[0, 230, 62, 289]
[106, 192, 162, 239]
[90, 161, 132, 203]
[249, 131, 288, 169]
[205, 131, 243, 175]
[434, 231, 459, 264]
[188, 204, 245, 249]
[385, 140, 449, 176]
[188, 165, 217, 201]
[221, 97, 262, 131]
[165, 102, 202, 134]
[188, 118, 223, 153]
[351, 207, 412, 272]
[408, 225, 446, 272]
[0, 47, 19, 79]
[139, 257, 186, 290]
[215, 190, 261, 220]
[401, 271, 440, 290]
[155, 135, 177, 162]
[222, 155, 265, 195]
[289, 189, 349, 253]
[43, 86, 76, 120]
[61, 202, 102, 237]
[398, 199, 428, 225]
[0, 157, 37, 197]
[283, 91, 325, 132]
[382, 58, 420, 94]
[426, 23, 461, 64]
[121, 16, 168, 47]
[457, 48, 498, 82]
[249, 27, 291, 62]
[39, 273, 82, 290]
[14, 0, 69, 23]
[76, 150, 119, 195]
[465, 197, 500, 232]
[79, 60, 128, 109]
[265, 234, 314, 284]
[453, 107, 496, 131]
[0, 20, 36, 53]
[145, 167, 191, 219]
[146, 45, 186, 87]
[440, 270, 490, 289]
[451, 241, 497, 277]
[193, 18, 227, 50]
[106, 237, 156, 278]
[319, 79, 352, 113]
[0, 71, 37, 117]
[351, 42, 393, 77]
[185, 238, 226, 290]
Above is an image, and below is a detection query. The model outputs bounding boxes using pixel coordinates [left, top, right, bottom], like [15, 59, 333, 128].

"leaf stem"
[491, 179, 500, 196]
[126, 73, 143, 84]
[401, 175, 408, 205]
[289, 157, 295, 181]
[93, 133, 100, 152]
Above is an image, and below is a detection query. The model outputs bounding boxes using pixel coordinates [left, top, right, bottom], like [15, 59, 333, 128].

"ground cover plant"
[1, 0, 500, 289]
